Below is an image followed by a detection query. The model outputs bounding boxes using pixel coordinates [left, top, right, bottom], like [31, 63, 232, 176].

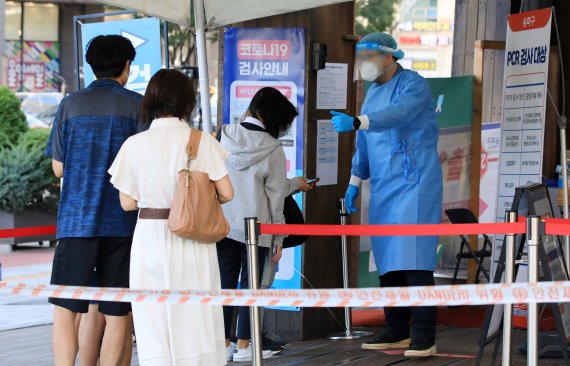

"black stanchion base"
[518, 333, 570, 359]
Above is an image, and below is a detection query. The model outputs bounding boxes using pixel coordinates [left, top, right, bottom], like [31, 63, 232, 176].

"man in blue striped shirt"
[46, 35, 141, 365]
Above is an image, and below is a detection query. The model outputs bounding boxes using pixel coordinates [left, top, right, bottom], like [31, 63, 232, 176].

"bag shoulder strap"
[186, 129, 203, 161]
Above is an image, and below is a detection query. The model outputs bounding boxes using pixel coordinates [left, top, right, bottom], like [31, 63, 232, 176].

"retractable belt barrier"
[259, 222, 527, 237]
[0, 218, 569, 307]
[0, 225, 56, 239]
[0, 222, 528, 239]
[4, 217, 570, 366]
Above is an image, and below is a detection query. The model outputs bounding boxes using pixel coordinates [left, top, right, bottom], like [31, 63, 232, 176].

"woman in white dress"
[109, 69, 234, 366]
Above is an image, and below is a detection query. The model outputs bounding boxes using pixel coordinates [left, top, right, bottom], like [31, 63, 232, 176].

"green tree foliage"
[356, 0, 400, 36]
[0, 86, 27, 149]
[0, 128, 59, 213]
[167, 22, 219, 66]
[168, 22, 196, 66]
[19, 127, 51, 152]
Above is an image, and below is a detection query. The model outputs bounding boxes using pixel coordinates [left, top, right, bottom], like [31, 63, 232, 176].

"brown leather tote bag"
[167, 129, 230, 242]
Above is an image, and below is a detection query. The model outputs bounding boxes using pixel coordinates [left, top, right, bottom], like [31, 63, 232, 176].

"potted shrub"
[0, 86, 27, 150]
[0, 88, 58, 250]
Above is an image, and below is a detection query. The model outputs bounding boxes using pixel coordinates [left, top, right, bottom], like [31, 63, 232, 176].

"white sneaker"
[226, 342, 236, 362]
[233, 345, 273, 362]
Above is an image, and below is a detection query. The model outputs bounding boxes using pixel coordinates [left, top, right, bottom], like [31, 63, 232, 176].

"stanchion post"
[340, 198, 352, 336]
[526, 215, 542, 366]
[502, 210, 518, 366]
[245, 217, 263, 366]
[327, 198, 373, 340]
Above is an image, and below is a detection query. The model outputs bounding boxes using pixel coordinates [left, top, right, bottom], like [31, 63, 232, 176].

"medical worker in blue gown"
[331, 32, 443, 358]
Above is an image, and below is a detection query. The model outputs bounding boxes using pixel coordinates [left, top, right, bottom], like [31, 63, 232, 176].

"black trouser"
[217, 237, 269, 340]
[380, 270, 437, 345]
[49, 237, 132, 316]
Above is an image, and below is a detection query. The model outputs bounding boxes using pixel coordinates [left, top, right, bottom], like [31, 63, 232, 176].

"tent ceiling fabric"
[204, 0, 351, 27]
[96, 0, 350, 27]
[94, 1, 191, 26]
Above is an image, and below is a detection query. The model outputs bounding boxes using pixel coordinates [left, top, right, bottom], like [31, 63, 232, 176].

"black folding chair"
[445, 208, 492, 284]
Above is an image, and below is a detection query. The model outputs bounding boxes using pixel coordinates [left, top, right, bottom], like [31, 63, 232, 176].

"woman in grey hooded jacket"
[218, 87, 312, 363]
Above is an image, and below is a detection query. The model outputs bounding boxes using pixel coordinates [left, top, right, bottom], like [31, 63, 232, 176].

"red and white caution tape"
[3, 281, 570, 308]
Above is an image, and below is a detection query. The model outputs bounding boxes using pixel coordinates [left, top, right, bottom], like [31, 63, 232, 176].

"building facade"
[393, 0, 455, 77]
[0, 0, 104, 93]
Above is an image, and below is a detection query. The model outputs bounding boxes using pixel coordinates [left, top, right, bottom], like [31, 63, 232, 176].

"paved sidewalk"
[0, 246, 55, 269]
[0, 324, 565, 366]
[0, 245, 54, 332]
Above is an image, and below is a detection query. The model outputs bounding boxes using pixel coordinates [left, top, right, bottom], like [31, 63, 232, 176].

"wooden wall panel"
[452, 0, 468, 76]
[476, 0, 488, 41]
[464, 0, 481, 74]
[217, 2, 357, 341]
[481, 49, 495, 124]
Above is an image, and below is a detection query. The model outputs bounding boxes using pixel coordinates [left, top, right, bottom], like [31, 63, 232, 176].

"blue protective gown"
[353, 68, 443, 276]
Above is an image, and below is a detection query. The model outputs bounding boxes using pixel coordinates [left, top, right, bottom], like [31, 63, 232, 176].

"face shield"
[353, 42, 403, 82]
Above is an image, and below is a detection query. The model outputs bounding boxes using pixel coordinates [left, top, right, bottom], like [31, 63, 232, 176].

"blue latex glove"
[344, 184, 360, 214]
[330, 111, 354, 133]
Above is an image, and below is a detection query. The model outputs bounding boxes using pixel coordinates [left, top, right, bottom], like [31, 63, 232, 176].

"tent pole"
[193, 0, 213, 134]
[0, 0, 5, 86]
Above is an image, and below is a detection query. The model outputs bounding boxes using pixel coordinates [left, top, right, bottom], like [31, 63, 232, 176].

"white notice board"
[316, 63, 348, 110]
[316, 120, 338, 186]
[492, 8, 552, 276]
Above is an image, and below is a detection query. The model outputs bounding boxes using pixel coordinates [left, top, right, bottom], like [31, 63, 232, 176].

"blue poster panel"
[81, 17, 161, 94]
[223, 28, 305, 309]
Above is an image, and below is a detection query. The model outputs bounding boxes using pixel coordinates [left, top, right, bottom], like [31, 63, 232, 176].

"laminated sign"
[493, 8, 552, 270]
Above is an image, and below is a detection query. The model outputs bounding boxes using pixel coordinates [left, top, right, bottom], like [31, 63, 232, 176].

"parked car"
[18, 92, 62, 127]
[25, 114, 50, 129]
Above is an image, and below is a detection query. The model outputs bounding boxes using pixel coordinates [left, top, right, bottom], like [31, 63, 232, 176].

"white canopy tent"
[95, 0, 351, 133]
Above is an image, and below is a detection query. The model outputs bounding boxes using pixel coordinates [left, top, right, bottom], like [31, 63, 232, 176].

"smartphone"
[305, 178, 320, 185]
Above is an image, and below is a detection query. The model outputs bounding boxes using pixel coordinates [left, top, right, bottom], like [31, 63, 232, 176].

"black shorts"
[49, 237, 132, 316]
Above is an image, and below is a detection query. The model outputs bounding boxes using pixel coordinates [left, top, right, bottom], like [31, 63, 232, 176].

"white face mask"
[359, 61, 379, 82]
[359, 58, 398, 83]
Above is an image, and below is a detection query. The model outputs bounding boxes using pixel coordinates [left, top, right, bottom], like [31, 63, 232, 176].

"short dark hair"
[140, 69, 196, 122]
[247, 87, 298, 139]
[85, 35, 136, 79]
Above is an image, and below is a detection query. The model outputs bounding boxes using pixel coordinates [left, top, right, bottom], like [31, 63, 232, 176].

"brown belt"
[139, 208, 170, 220]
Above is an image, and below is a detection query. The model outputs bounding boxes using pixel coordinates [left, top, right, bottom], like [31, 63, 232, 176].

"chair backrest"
[446, 208, 493, 248]
[445, 208, 479, 224]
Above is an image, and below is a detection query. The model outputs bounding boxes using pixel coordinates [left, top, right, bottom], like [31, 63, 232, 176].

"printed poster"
[316, 120, 338, 186]
[493, 8, 552, 268]
[3, 41, 61, 92]
[479, 122, 501, 223]
[223, 28, 305, 308]
[81, 18, 162, 94]
[316, 63, 348, 110]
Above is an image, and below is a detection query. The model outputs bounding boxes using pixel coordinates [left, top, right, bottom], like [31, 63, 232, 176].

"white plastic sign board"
[492, 8, 552, 276]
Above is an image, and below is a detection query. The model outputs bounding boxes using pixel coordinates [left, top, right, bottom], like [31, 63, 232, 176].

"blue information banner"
[223, 28, 305, 309]
[81, 17, 161, 94]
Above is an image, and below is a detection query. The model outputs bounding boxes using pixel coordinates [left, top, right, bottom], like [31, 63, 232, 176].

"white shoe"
[404, 344, 437, 358]
[226, 342, 236, 362]
[233, 345, 273, 362]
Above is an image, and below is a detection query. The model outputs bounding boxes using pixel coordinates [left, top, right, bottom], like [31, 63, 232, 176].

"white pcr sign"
[493, 8, 552, 274]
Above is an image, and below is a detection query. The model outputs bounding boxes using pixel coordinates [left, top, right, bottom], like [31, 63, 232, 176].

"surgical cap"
[356, 32, 405, 60]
